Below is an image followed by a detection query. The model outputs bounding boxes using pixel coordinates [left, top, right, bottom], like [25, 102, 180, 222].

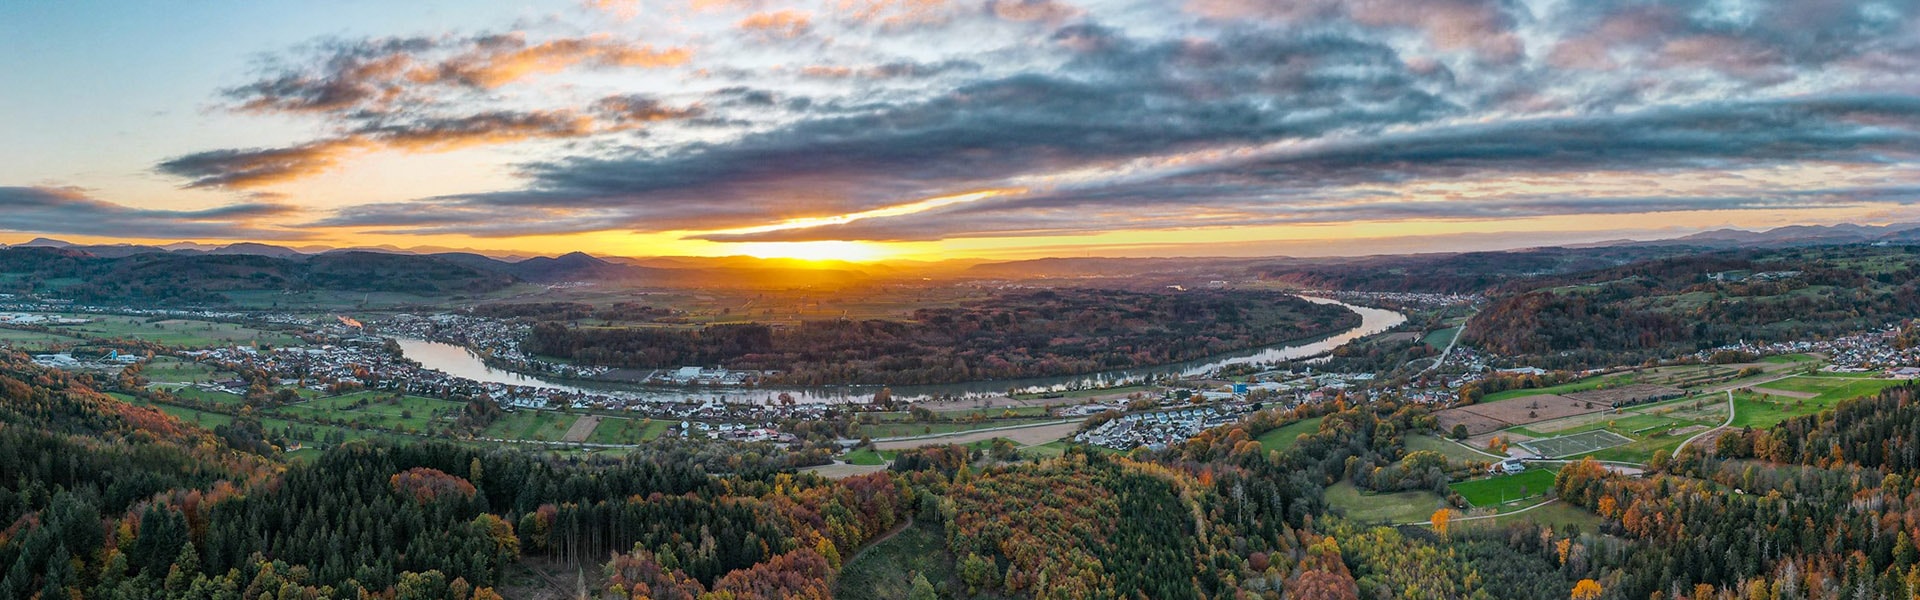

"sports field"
[1451, 468, 1556, 507]
[1520, 429, 1633, 458]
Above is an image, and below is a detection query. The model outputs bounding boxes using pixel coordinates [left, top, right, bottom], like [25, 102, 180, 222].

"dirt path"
[849, 517, 914, 560]
[1747, 386, 1817, 399]
[561, 415, 601, 442]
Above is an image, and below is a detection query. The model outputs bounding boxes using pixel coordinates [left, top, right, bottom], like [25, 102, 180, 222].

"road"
[1399, 499, 1561, 526]
[1414, 310, 1476, 378]
[1677, 389, 1736, 452]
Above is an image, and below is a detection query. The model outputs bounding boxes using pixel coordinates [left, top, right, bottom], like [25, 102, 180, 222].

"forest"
[0, 247, 514, 303]
[525, 289, 1360, 385]
[1464, 246, 1920, 368]
[11, 326, 1920, 599]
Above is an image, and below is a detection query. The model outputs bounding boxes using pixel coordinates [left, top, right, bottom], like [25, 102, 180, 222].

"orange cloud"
[163, 97, 701, 189]
[988, 0, 1081, 23]
[835, 0, 955, 28]
[586, 0, 641, 19]
[738, 10, 814, 38]
[159, 138, 371, 189]
[423, 34, 692, 88]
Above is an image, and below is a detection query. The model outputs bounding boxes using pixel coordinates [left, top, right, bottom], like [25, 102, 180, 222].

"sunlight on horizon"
[730, 240, 898, 263]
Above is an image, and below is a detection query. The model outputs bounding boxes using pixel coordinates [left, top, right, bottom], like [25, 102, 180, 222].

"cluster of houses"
[31, 351, 140, 371]
[644, 366, 755, 386]
[1076, 404, 1249, 450]
[176, 337, 841, 440]
[371, 313, 612, 380]
[1696, 324, 1920, 374]
[699, 422, 798, 444]
[0, 313, 91, 325]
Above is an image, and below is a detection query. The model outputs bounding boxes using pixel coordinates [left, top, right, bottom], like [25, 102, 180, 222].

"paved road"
[1400, 499, 1561, 526]
[1677, 389, 1736, 452]
[1414, 310, 1477, 378]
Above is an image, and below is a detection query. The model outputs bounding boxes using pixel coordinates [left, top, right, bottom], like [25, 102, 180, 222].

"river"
[395, 296, 1407, 405]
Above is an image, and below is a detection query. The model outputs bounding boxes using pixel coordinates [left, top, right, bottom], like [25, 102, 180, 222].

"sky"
[3, 0, 1920, 262]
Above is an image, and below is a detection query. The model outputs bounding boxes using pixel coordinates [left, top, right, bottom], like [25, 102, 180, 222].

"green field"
[834, 519, 954, 600]
[1730, 376, 1908, 428]
[1022, 440, 1070, 459]
[43, 315, 303, 348]
[1574, 431, 1691, 463]
[0, 327, 86, 347]
[929, 404, 1055, 419]
[1422, 326, 1461, 349]
[1480, 374, 1635, 403]
[1257, 416, 1324, 452]
[1754, 375, 1905, 399]
[482, 410, 578, 441]
[1405, 434, 1499, 463]
[138, 357, 223, 384]
[271, 392, 463, 432]
[842, 447, 893, 466]
[1456, 501, 1605, 532]
[1325, 481, 1447, 525]
[111, 393, 398, 449]
[162, 386, 250, 406]
[1450, 469, 1556, 507]
[857, 417, 1053, 439]
[1489, 389, 1728, 464]
[1760, 353, 1822, 365]
[586, 417, 672, 444]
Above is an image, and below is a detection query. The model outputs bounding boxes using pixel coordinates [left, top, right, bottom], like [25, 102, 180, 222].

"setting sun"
[731, 240, 895, 263]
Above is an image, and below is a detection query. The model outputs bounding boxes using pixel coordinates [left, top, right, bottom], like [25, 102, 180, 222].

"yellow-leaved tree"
[1571, 578, 1603, 600]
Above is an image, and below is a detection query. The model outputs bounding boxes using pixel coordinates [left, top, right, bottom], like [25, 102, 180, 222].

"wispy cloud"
[0, 187, 306, 240]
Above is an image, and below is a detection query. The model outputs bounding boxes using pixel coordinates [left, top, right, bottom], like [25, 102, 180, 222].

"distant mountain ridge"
[3, 221, 1918, 300]
[1616, 222, 1920, 248]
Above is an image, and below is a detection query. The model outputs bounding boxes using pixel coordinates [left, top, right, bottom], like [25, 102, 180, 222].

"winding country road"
[1400, 499, 1562, 526]
[1677, 389, 1736, 452]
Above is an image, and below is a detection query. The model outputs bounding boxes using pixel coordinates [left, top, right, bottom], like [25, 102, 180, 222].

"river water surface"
[395, 296, 1406, 404]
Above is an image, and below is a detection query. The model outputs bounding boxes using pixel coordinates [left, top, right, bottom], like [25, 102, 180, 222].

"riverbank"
[394, 296, 1408, 406]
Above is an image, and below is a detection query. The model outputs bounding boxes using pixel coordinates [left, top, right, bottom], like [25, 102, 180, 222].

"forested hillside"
[13, 334, 1920, 599]
[0, 248, 515, 304]
[1464, 246, 1920, 368]
[527, 289, 1360, 385]
[0, 349, 909, 599]
[1551, 383, 1920, 598]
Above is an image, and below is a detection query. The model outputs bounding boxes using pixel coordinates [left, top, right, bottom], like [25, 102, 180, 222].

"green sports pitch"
[1519, 429, 1633, 459]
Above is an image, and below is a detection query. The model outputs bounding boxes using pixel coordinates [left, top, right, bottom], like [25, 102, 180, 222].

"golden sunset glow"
[732, 240, 898, 262]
